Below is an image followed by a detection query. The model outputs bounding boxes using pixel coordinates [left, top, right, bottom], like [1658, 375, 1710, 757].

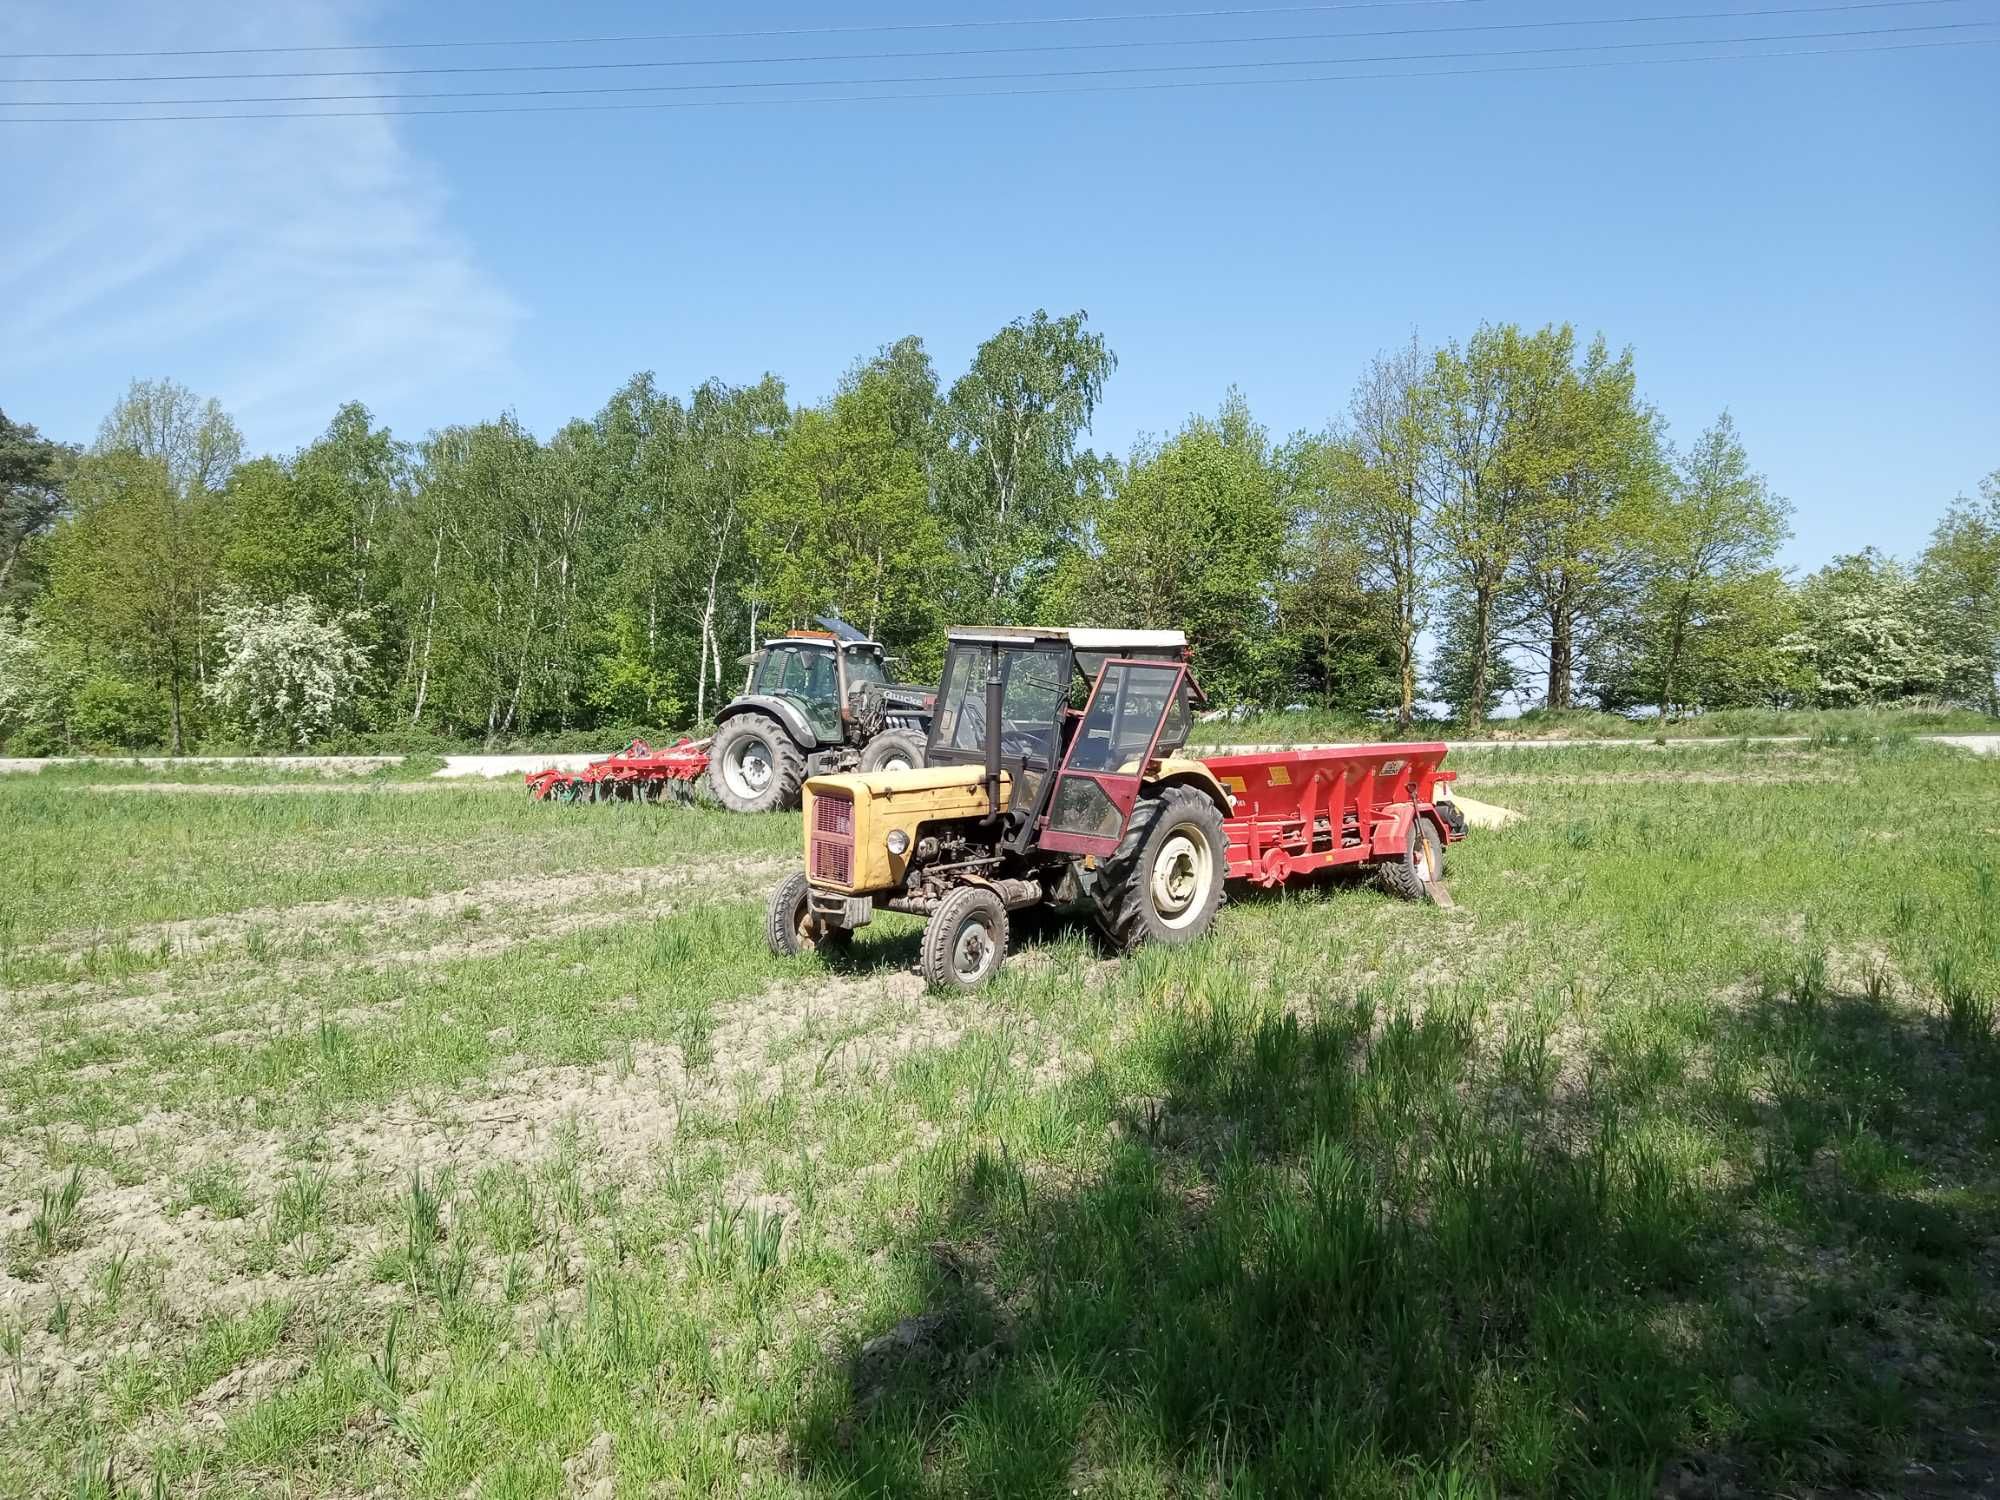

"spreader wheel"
[919, 886, 1009, 992]
[1378, 817, 1446, 903]
[1094, 786, 1227, 953]
[766, 871, 849, 958]
[710, 714, 806, 814]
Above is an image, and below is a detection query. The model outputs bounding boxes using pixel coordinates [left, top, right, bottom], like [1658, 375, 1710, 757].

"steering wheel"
[997, 725, 1047, 761]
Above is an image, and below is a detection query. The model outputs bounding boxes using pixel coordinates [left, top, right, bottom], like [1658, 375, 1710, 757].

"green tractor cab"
[708, 622, 935, 813]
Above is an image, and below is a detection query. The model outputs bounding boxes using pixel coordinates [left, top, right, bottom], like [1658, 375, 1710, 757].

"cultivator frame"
[523, 737, 712, 803]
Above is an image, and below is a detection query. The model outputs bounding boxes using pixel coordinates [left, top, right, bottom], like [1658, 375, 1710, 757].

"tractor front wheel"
[1377, 816, 1445, 903]
[919, 886, 1010, 992]
[710, 714, 806, 814]
[1096, 786, 1227, 952]
[766, 871, 849, 957]
[858, 728, 926, 774]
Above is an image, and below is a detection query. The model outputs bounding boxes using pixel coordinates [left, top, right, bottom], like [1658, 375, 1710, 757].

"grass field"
[2, 740, 1998, 1498]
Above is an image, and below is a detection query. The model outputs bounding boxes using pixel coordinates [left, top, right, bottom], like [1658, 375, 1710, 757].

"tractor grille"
[811, 792, 855, 886]
[815, 794, 853, 837]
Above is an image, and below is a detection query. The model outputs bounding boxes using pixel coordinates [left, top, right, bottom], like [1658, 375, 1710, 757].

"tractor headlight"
[885, 828, 910, 857]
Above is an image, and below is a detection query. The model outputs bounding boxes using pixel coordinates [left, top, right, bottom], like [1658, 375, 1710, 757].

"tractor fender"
[1147, 759, 1235, 819]
[1370, 801, 1419, 858]
[715, 695, 815, 750]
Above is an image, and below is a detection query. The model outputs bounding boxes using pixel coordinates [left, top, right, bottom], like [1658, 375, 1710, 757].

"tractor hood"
[802, 764, 1012, 894]
[819, 763, 997, 799]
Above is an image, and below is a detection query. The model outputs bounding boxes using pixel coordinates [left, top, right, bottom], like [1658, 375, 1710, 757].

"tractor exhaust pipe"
[983, 660, 1004, 824]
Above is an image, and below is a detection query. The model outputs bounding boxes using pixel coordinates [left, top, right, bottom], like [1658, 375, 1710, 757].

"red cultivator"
[523, 738, 712, 803]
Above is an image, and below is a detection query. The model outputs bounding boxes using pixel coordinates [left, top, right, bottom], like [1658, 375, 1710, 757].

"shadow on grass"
[821, 875, 1404, 984]
[789, 965, 2000, 1498]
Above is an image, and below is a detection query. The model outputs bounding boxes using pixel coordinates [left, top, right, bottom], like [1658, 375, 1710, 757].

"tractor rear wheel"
[710, 714, 805, 813]
[858, 728, 926, 774]
[1095, 786, 1227, 952]
[1378, 817, 1445, 903]
[919, 886, 1009, 992]
[766, 871, 849, 957]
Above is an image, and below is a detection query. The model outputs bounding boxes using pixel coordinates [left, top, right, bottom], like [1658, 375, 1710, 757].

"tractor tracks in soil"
[0, 957, 1084, 1428]
[0, 855, 792, 1068]
[25, 854, 789, 966]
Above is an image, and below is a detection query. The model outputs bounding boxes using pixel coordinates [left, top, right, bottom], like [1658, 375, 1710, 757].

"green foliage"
[746, 357, 948, 654]
[2, 332, 1987, 755]
[41, 448, 224, 751]
[1590, 414, 1798, 716]
[1428, 589, 1521, 719]
[69, 673, 168, 750]
[0, 408, 76, 612]
[1919, 471, 2000, 714]
[1060, 392, 1292, 704]
[1424, 323, 1575, 725]
[93, 376, 242, 499]
[1291, 338, 1435, 724]
[942, 309, 1114, 621]
[1784, 549, 1962, 706]
[1508, 335, 1667, 711]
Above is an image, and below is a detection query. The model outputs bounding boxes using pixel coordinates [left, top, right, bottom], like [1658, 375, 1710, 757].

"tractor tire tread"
[919, 886, 1010, 991]
[1095, 785, 1228, 953]
[1378, 816, 1444, 903]
[858, 728, 927, 774]
[710, 714, 806, 813]
[767, 870, 849, 956]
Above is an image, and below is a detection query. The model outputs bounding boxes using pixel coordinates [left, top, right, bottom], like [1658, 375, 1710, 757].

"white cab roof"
[946, 626, 1187, 650]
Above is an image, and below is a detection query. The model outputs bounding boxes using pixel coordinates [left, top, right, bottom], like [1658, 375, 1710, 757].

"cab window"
[1066, 662, 1185, 773]
[998, 648, 1066, 763]
[844, 647, 887, 688]
[755, 644, 833, 699]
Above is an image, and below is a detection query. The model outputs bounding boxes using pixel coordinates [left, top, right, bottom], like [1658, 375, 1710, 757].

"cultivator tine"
[526, 734, 713, 809]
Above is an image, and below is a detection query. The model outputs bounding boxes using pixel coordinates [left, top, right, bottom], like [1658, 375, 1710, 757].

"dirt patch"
[1446, 793, 1522, 830]
[81, 781, 502, 798]
[0, 938, 1089, 1434]
[315, 967, 959, 1182]
[0, 855, 791, 1073]
[30, 854, 789, 964]
[1459, 770, 1854, 788]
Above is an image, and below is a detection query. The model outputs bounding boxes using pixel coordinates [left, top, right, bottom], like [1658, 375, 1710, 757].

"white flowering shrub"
[0, 615, 84, 748]
[205, 593, 370, 747]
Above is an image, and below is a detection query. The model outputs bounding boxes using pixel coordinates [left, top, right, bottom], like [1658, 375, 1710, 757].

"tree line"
[1, 311, 1996, 752]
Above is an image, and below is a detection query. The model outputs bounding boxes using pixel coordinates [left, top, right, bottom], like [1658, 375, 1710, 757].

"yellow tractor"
[765, 627, 1234, 990]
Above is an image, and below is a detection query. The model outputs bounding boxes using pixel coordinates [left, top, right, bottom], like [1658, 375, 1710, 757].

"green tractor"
[708, 621, 935, 814]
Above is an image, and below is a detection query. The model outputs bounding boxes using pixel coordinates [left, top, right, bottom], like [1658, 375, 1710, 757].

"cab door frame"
[1036, 658, 1190, 857]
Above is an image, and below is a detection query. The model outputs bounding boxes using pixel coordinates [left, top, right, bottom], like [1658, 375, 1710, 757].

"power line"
[4, 0, 1976, 84]
[8, 21, 1990, 109]
[4, 35, 1989, 123]
[0, 1, 1489, 62]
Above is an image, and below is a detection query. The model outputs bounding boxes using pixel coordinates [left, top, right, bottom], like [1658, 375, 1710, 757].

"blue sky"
[3, 0, 1995, 572]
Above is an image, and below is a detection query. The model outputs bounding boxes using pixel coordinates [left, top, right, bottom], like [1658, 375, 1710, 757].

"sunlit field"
[2, 740, 1997, 1497]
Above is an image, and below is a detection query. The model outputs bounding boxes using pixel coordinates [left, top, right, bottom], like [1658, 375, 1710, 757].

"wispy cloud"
[0, 1, 519, 451]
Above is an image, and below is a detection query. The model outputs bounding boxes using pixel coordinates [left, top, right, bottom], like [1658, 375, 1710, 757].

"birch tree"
[1292, 338, 1437, 725]
[42, 450, 221, 752]
[0, 410, 74, 610]
[1511, 336, 1665, 710]
[1423, 324, 1569, 727]
[1920, 471, 2000, 715]
[944, 310, 1114, 620]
